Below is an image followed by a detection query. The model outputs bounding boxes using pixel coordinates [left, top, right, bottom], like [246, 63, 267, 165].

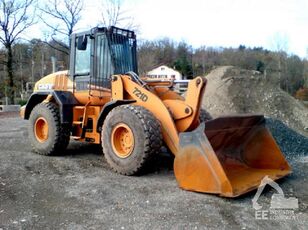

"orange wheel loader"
[20, 27, 291, 197]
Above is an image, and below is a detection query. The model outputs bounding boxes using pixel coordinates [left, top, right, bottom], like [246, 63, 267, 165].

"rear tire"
[102, 105, 162, 175]
[28, 102, 70, 156]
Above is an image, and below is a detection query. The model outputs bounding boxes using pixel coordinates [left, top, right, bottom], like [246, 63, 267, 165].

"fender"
[24, 91, 79, 124]
[96, 99, 136, 132]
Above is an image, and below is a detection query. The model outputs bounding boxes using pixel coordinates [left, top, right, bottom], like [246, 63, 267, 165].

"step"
[74, 106, 85, 110]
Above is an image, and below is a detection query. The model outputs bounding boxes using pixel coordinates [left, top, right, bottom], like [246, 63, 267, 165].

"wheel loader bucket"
[174, 115, 291, 197]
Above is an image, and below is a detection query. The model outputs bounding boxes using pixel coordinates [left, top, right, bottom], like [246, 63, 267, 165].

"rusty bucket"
[174, 115, 291, 197]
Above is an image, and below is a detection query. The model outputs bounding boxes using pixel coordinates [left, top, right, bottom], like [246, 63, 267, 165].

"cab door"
[71, 34, 93, 93]
[91, 33, 115, 92]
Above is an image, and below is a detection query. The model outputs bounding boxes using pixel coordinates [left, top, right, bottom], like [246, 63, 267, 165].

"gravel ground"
[0, 115, 307, 229]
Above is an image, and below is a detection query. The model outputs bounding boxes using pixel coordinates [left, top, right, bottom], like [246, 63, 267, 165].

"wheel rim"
[34, 117, 49, 143]
[111, 123, 135, 158]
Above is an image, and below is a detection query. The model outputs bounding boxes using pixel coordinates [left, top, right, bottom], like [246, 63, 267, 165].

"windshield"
[109, 33, 137, 74]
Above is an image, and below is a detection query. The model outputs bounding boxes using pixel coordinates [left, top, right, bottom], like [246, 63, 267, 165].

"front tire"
[28, 102, 70, 155]
[102, 105, 162, 175]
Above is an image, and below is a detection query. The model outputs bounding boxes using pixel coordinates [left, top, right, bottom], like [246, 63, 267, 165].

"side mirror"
[77, 35, 87, 50]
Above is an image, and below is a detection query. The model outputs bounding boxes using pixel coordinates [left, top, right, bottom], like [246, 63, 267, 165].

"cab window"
[75, 36, 91, 75]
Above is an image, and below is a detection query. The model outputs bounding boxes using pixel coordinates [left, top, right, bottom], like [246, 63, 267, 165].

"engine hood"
[34, 70, 73, 92]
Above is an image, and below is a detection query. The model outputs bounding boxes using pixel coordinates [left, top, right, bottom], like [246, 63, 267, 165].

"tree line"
[138, 39, 308, 96]
[0, 0, 131, 104]
[0, 0, 307, 104]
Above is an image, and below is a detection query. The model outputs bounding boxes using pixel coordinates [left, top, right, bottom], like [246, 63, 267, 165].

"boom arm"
[111, 75, 207, 155]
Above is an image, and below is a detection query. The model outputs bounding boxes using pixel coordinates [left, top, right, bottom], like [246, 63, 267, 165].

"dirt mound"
[202, 66, 308, 137]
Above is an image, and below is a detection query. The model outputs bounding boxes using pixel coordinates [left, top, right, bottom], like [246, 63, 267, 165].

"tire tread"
[102, 105, 162, 175]
[29, 102, 70, 156]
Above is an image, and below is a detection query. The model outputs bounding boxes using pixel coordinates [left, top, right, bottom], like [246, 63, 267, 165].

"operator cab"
[69, 26, 138, 93]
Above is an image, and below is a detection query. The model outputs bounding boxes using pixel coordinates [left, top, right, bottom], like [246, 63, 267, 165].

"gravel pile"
[202, 66, 308, 160]
[202, 66, 308, 137]
[266, 118, 308, 160]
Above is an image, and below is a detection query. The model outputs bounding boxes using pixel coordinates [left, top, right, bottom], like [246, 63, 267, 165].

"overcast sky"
[32, 0, 308, 57]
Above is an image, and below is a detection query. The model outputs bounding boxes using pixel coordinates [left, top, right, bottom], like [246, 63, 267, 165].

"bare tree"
[271, 33, 289, 52]
[270, 32, 289, 89]
[39, 0, 83, 54]
[0, 0, 36, 104]
[100, 0, 137, 30]
[304, 49, 308, 88]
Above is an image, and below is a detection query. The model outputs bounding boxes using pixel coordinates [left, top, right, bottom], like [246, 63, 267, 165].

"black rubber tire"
[28, 102, 71, 156]
[102, 105, 162, 175]
[199, 108, 212, 122]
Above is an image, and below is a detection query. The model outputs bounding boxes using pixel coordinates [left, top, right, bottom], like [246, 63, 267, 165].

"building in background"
[146, 65, 182, 80]
[146, 65, 187, 94]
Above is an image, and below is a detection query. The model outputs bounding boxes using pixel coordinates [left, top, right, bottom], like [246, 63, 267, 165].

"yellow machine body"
[21, 26, 291, 197]
[21, 71, 291, 197]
